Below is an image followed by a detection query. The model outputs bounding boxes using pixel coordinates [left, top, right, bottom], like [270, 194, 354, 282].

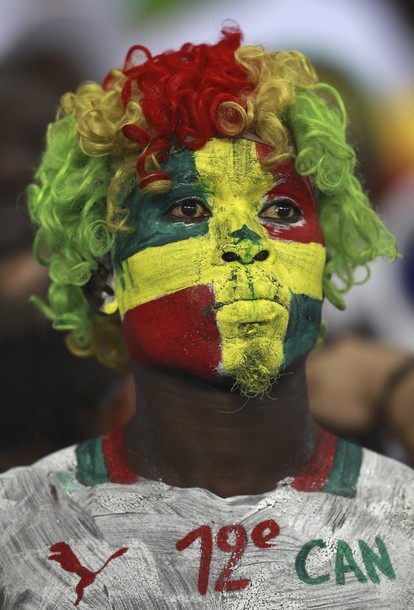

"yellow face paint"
[116, 138, 326, 392]
[117, 237, 324, 314]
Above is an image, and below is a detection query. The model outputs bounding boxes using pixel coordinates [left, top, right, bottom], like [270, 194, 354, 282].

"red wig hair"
[104, 26, 255, 190]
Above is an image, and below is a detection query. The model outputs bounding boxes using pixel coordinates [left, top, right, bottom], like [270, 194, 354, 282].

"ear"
[83, 254, 119, 316]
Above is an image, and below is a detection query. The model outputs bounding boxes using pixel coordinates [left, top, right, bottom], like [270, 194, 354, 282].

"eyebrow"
[268, 177, 288, 191]
[180, 171, 199, 183]
[171, 172, 202, 192]
[268, 173, 317, 200]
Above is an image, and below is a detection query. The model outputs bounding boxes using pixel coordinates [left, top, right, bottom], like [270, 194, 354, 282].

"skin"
[307, 336, 414, 465]
[114, 137, 326, 497]
[307, 337, 408, 434]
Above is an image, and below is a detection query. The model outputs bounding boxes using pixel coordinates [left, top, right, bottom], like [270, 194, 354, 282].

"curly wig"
[28, 25, 397, 370]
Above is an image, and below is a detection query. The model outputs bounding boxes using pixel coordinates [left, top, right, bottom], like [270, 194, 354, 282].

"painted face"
[114, 138, 325, 393]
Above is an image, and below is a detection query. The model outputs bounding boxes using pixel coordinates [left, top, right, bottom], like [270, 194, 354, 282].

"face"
[114, 138, 325, 394]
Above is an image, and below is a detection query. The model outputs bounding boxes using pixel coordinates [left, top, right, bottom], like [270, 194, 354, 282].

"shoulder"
[359, 446, 414, 495]
[291, 431, 413, 526]
[0, 445, 78, 501]
[290, 430, 411, 502]
[35, 444, 77, 473]
[0, 428, 137, 506]
[358, 447, 414, 505]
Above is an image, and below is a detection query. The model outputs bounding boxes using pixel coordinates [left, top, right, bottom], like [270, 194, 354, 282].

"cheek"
[262, 214, 324, 245]
[122, 285, 222, 377]
[282, 293, 323, 366]
[264, 240, 326, 304]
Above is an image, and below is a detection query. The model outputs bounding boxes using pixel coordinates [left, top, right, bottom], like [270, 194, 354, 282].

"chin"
[218, 336, 285, 398]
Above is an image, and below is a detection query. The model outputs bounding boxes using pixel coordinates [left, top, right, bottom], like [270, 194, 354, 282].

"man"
[1, 27, 412, 608]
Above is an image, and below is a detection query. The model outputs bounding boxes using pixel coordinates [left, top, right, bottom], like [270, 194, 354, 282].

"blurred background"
[1, 0, 414, 471]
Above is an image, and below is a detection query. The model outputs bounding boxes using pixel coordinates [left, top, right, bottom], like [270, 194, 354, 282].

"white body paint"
[0, 445, 413, 609]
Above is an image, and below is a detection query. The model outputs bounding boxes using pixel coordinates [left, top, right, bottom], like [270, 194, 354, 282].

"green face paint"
[114, 147, 208, 266]
[283, 292, 322, 368]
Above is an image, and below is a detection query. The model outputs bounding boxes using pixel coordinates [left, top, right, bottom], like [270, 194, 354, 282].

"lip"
[212, 299, 288, 328]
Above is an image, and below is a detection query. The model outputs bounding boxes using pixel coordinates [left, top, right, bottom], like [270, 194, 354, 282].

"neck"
[123, 358, 316, 498]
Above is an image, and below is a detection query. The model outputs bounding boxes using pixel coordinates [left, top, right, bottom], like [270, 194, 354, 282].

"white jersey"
[0, 428, 413, 609]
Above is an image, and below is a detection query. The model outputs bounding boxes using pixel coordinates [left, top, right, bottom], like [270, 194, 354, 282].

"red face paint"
[102, 429, 138, 484]
[291, 428, 336, 492]
[122, 284, 222, 377]
[256, 143, 324, 246]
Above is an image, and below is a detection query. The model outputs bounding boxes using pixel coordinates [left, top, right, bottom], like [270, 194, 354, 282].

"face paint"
[115, 138, 326, 392]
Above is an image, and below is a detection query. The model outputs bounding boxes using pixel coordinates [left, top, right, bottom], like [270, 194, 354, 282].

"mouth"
[209, 299, 289, 339]
[238, 320, 271, 336]
[204, 299, 288, 331]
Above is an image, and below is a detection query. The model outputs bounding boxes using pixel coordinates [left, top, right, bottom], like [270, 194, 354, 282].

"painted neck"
[123, 358, 316, 498]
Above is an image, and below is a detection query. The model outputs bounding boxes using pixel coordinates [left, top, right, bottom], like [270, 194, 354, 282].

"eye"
[167, 198, 211, 222]
[259, 198, 302, 223]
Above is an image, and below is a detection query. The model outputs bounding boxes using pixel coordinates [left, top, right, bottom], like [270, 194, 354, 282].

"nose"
[221, 224, 269, 265]
[222, 250, 269, 263]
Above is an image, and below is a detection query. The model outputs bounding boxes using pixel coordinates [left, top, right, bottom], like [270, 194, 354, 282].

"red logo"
[49, 542, 128, 606]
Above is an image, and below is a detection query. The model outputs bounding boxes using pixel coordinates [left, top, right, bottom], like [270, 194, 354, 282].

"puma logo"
[49, 541, 128, 606]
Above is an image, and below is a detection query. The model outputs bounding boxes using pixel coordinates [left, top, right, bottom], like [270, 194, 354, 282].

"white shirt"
[0, 429, 413, 609]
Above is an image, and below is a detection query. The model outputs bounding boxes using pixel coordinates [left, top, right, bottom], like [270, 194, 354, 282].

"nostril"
[222, 252, 240, 262]
[254, 250, 269, 261]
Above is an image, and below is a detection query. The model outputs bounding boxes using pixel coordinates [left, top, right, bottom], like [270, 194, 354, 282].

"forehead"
[163, 138, 314, 208]
[191, 138, 274, 198]
[156, 138, 277, 198]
